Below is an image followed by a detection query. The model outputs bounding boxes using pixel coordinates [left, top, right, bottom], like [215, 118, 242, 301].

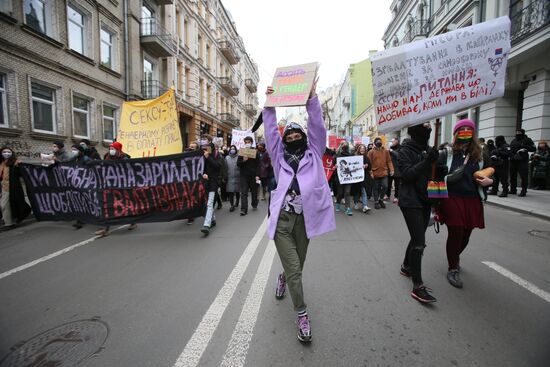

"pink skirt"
[438, 195, 485, 229]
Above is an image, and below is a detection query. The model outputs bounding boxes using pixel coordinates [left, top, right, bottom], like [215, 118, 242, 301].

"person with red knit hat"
[437, 119, 493, 289]
[96, 141, 134, 236]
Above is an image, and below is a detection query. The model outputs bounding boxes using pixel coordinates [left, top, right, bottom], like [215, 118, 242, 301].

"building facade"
[382, 0, 550, 145]
[0, 0, 260, 158]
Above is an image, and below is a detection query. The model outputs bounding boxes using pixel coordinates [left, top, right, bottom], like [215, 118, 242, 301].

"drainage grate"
[528, 230, 550, 240]
[0, 318, 109, 367]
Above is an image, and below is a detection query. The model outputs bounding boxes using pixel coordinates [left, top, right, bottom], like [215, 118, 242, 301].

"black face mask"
[488, 142, 494, 147]
[375, 142, 382, 148]
[409, 127, 432, 145]
[285, 138, 306, 153]
[516, 134, 524, 139]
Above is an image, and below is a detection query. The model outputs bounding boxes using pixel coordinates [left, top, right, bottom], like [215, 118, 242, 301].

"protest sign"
[361, 137, 371, 146]
[371, 16, 511, 133]
[238, 148, 257, 159]
[323, 154, 335, 181]
[231, 129, 256, 149]
[265, 62, 319, 107]
[336, 156, 364, 184]
[118, 89, 183, 157]
[20, 151, 206, 225]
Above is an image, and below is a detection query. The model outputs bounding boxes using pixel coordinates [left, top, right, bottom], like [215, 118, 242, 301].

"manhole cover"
[0, 318, 109, 367]
[528, 230, 550, 240]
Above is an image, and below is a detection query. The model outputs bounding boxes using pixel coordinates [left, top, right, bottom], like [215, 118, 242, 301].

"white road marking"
[482, 261, 550, 303]
[0, 225, 127, 281]
[173, 217, 268, 367]
[220, 241, 276, 367]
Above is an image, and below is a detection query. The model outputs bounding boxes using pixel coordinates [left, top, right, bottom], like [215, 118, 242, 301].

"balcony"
[510, 0, 550, 45]
[245, 104, 257, 117]
[219, 113, 239, 127]
[140, 18, 176, 57]
[245, 78, 257, 93]
[141, 80, 169, 99]
[402, 20, 430, 44]
[219, 76, 240, 96]
[153, 0, 173, 4]
[218, 40, 240, 64]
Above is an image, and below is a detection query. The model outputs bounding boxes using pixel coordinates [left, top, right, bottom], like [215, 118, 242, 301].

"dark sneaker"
[229, 206, 235, 212]
[379, 200, 386, 209]
[518, 191, 526, 197]
[240, 210, 247, 216]
[296, 314, 312, 343]
[498, 192, 508, 197]
[400, 265, 412, 277]
[509, 190, 517, 195]
[210, 220, 216, 228]
[374, 202, 381, 210]
[201, 226, 210, 235]
[73, 222, 83, 229]
[187, 218, 194, 225]
[411, 286, 436, 303]
[447, 270, 463, 288]
[275, 273, 286, 299]
[128, 223, 137, 230]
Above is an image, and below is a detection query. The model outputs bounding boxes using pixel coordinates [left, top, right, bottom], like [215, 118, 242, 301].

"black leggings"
[400, 206, 431, 286]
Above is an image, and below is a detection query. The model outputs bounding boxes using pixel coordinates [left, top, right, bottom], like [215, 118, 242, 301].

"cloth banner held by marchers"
[20, 151, 206, 225]
[264, 62, 319, 107]
[336, 156, 364, 184]
[371, 16, 511, 133]
[117, 89, 183, 157]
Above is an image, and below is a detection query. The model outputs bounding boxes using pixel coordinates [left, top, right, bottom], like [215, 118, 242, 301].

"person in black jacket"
[509, 129, 536, 196]
[397, 123, 438, 303]
[201, 141, 222, 235]
[387, 137, 401, 203]
[237, 136, 260, 216]
[79, 139, 101, 160]
[490, 136, 512, 197]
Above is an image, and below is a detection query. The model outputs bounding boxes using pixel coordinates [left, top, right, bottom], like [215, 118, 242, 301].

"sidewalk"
[486, 189, 550, 221]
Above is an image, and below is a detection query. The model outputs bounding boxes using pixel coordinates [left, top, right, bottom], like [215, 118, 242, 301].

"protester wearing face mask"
[225, 145, 241, 212]
[509, 129, 536, 196]
[367, 137, 394, 209]
[200, 139, 223, 236]
[531, 140, 549, 190]
[0, 147, 31, 230]
[79, 139, 101, 160]
[70, 144, 91, 163]
[52, 141, 71, 162]
[397, 123, 438, 303]
[263, 80, 335, 343]
[97, 142, 134, 236]
[335, 141, 354, 215]
[438, 119, 493, 289]
[185, 141, 200, 225]
[489, 136, 512, 197]
[237, 136, 260, 216]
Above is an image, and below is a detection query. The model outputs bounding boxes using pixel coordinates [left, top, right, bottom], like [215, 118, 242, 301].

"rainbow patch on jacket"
[427, 180, 448, 199]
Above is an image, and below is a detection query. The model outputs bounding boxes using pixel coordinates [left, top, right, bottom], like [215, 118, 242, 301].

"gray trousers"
[372, 176, 388, 202]
[274, 210, 310, 312]
[0, 190, 12, 226]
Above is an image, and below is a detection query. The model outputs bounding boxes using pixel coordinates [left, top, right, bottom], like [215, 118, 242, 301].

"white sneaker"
[354, 203, 360, 210]
[362, 206, 371, 213]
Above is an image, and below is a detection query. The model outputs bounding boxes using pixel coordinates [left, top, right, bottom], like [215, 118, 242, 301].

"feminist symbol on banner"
[488, 48, 506, 76]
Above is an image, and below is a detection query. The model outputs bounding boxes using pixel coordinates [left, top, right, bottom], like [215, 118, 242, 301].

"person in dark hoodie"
[79, 139, 101, 160]
[490, 136, 511, 197]
[509, 128, 535, 196]
[397, 123, 438, 303]
[237, 136, 260, 216]
[200, 139, 223, 236]
[1, 147, 31, 230]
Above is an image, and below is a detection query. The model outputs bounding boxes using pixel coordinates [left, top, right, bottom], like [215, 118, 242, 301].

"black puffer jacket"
[397, 139, 432, 209]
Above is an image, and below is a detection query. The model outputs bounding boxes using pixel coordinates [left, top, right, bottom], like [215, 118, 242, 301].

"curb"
[485, 200, 550, 222]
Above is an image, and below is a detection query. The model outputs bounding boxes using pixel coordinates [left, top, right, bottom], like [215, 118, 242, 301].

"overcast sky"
[221, 0, 393, 106]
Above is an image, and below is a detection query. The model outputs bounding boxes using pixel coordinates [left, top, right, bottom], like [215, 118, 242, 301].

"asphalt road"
[0, 199, 549, 367]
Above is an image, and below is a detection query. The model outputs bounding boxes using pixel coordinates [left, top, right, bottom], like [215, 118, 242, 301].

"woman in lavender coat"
[263, 80, 336, 343]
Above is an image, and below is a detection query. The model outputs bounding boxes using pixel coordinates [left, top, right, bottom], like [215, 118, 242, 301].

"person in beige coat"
[367, 137, 394, 209]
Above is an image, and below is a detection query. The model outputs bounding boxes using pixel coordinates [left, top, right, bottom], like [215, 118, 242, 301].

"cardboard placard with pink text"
[264, 62, 318, 107]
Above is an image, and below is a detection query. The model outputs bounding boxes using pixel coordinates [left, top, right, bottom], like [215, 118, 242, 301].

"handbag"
[445, 153, 469, 183]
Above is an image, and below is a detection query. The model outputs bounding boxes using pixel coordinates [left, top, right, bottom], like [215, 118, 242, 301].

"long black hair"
[0, 146, 17, 166]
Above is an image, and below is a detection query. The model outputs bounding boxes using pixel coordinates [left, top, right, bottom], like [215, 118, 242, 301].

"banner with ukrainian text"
[371, 16, 511, 133]
[20, 151, 206, 225]
[118, 89, 183, 158]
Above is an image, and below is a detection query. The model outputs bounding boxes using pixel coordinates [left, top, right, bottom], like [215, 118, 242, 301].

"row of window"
[0, 73, 117, 142]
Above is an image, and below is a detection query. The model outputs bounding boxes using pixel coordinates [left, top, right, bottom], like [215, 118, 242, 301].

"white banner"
[371, 16, 511, 133]
[336, 156, 365, 184]
[230, 129, 256, 149]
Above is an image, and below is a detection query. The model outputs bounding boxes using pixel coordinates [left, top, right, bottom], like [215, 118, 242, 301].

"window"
[68, 5, 85, 54]
[177, 61, 184, 94]
[206, 44, 210, 69]
[207, 84, 211, 111]
[184, 17, 189, 47]
[0, 74, 7, 127]
[101, 28, 114, 69]
[103, 105, 116, 141]
[185, 67, 190, 97]
[31, 83, 56, 132]
[198, 34, 203, 60]
[141, 4, 154, 35]
[24, 0, 47, 34]
[199, 78, 204, 107]
[72, 95, 90, 137]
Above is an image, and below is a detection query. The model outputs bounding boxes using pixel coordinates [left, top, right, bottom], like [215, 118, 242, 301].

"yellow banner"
[117, 89, 182, 157]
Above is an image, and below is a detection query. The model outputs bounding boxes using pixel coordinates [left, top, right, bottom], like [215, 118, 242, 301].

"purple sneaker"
[275, 273, 286, 299]
[296, 314, 312, 342]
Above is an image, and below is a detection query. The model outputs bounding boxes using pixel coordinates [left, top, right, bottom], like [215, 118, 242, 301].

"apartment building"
[382, 0, 550, 145]
[0, 0, 260, 158]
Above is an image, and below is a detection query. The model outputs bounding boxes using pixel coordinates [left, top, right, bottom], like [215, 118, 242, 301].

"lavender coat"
[263, 96, 336, 240]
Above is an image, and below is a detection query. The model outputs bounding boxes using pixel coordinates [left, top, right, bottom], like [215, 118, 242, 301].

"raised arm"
[305, 77, 326, 157]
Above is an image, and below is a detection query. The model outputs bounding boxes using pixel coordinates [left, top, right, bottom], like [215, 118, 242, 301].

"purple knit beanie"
[453, 119, 476, 134]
